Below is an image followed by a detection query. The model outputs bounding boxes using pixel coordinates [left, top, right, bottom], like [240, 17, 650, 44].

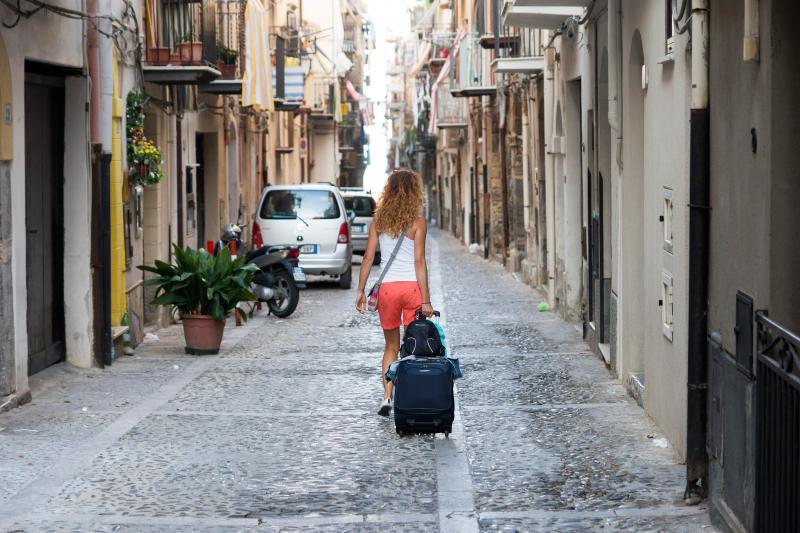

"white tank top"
[378, 231, 417, 283]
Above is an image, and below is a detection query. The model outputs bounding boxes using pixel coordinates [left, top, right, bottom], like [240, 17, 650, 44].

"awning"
[242, 0, 273, 110]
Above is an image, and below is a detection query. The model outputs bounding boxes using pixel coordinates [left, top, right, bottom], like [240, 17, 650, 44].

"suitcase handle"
[415, 308, 440, 320]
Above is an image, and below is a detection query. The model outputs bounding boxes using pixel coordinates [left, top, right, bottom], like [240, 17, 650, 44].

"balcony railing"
[214, 0, 244, 77]
[436, 86, 467, 129]
[143, 0, 220, 83]
[451, 33, 496, 97]
[343, 19, 357, 53]
[270, 26, 314, 58]
[309, 76, 336, 117]
[491, 26, 547, 75]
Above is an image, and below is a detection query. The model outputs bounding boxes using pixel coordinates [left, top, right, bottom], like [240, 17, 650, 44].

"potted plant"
[177, 33, 202, 65]
[139, 245, 258, 355]
[216, 43, 239, 79]
[146, 45, 170, 65]
[126, 90, 164, 186]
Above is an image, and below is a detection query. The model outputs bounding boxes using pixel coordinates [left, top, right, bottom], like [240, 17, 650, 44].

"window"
[344, 196, 376, 217]
[662, 186, 673, 253]
[261, 189, 341, 220]
[661, 271, 674, 341]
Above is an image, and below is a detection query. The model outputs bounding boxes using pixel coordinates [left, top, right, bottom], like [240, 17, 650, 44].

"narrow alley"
[0, 231, 712, 532]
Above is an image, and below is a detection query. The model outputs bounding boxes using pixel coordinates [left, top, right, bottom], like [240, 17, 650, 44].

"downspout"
[544, 37, 556, 306]
[89, 0, 114, 365]
[521, 89, 530, 234]
[685, 0, 710, 500]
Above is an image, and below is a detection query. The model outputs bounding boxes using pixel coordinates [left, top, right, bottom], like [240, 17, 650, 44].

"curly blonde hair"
[373, 169, 424, 238]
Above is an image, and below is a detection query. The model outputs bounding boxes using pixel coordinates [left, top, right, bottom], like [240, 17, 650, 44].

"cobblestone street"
[0, 231, 713, 532]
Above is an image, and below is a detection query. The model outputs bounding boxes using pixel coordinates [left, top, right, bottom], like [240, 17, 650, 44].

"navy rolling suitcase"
[393, 356, 455, 436]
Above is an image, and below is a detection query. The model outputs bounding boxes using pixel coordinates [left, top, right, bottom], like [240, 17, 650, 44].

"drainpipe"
[544, 38, 556, 306]
[685, 0, 710, 500]
[88, 0, 113, 365]
[521, 89, 530, 234]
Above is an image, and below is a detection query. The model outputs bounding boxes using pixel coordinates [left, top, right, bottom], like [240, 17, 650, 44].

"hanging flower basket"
[126, 89, 164, 187]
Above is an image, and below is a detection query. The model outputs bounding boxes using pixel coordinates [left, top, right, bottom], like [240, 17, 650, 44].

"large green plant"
[139, 245, 258, 321]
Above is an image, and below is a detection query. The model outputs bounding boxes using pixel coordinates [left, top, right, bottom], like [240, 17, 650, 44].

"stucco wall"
[621, 0, 692, 460]
[1, 8, 86, 394]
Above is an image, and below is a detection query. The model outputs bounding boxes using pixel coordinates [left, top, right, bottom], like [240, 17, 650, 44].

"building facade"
[388, 0, 800, 529]
[0, 0, 370, 410]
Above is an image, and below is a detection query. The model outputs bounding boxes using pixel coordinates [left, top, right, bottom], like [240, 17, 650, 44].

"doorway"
[25, 72, 65, 375]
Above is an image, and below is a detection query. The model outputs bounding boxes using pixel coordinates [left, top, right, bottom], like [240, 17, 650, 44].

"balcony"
[451, 33, 496, 98]
[491, 27, 547, 74]
[271, 26, 315, 58]
[502, 1, 584, 29]
[309, 76, 336, 119]
[199, 0, 246, 94]
[436, 86, 467, 129]
[342, 19, 357, 54]
[143, 0, 221, 85]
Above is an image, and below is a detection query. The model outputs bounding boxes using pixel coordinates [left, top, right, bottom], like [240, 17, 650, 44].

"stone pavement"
[0, 230, 715, 532]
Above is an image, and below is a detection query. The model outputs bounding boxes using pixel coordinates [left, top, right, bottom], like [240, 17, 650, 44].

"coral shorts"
[377, 281, 423, 330]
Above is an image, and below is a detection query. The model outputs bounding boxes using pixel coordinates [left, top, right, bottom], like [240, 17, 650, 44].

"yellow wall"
[0, 34, 12, 161]
[110, 57, 126, 325]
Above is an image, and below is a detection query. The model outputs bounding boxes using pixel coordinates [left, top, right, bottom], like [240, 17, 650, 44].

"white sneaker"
[377, 397, 392, 417]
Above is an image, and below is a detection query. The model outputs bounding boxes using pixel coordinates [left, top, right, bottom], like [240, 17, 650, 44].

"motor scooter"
[214, 224, 304, 318]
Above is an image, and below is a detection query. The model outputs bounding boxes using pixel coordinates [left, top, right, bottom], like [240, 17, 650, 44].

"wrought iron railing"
[755, 310, 800, 532]
[452, 33, 494, 94]
[214, 0, 244, 78]
[143, 0, 217, 66]
[343, 19, 357, 53]
[436, 85, 467, 128]
[270, 26, 314, 58]
[309, 75, 336, 115]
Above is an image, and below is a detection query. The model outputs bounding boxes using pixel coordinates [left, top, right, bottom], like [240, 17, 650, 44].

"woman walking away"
[355, 169, 434, 416]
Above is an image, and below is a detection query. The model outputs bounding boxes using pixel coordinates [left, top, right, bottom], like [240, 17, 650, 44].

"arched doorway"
[621, 30, 646, 395]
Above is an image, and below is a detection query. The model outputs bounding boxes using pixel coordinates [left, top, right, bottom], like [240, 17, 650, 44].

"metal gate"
[755, 311, 800, 532]
[24, 73, 66, 375]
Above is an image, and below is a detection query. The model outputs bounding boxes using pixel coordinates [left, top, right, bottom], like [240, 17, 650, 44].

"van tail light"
[286, 247, 300, 259]
[338, 221, 350, 244]
[252, 220, 264, 249]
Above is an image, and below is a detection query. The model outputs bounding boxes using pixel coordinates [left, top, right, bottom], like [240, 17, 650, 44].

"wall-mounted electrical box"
[661, 271, 674, 342]
[661, 186, 673, 254]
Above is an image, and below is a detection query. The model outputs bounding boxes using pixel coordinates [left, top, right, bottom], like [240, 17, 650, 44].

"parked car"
[253, 183, 353, 289]
[342, 190, 380, 265]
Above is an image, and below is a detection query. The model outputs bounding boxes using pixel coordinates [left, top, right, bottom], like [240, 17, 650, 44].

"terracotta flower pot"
[169, 51, 181, 65]
[218, 62, 237, 79]
[178, 41, 203, 65]
[155, 47, 171, 65]
[181, 314, 225, 355]
[146, 47, 170, 65]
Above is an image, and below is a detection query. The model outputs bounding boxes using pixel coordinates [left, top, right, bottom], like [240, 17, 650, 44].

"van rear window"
[344, 196, 376, 217]
[261, 190, 341, 220]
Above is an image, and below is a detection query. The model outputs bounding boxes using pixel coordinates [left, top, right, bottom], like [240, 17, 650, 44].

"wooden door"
[25, 74, 65, 375]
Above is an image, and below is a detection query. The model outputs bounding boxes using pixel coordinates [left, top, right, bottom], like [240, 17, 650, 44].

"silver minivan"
[254, 184, 353, 289]
[342, 190, 380, 265]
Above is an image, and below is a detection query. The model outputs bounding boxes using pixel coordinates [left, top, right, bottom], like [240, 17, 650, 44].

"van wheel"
[339, 266, 352, 289]
[373, 251, 381, 266]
